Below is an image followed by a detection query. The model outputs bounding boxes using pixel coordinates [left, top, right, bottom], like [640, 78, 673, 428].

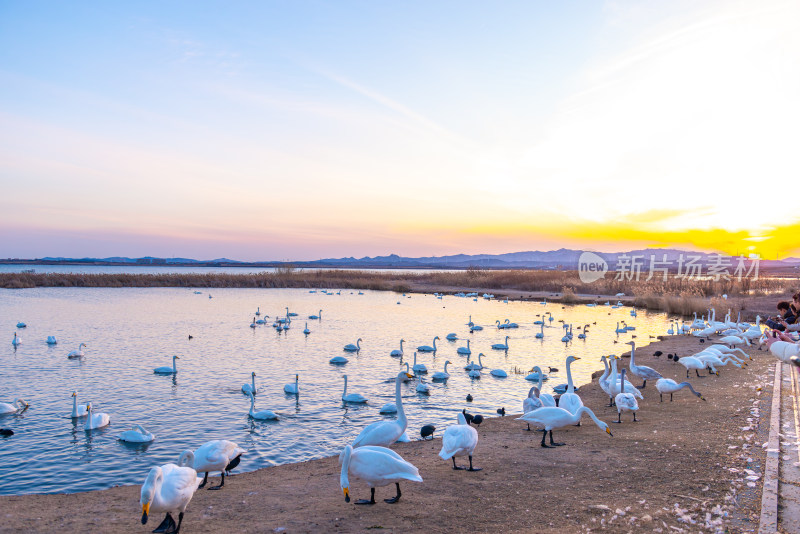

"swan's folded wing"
[352, 421, 401, 448]
[439, 425, 474, 459]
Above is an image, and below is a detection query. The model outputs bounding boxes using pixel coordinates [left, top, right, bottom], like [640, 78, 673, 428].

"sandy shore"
[0, 336, 772, 533]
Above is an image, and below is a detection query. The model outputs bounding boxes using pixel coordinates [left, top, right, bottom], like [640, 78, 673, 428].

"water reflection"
[0, 287, 673, 495]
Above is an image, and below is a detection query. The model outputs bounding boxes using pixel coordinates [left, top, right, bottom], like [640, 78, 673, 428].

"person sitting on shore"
[765, 301, 796, 331]
[777, 293, 800, 332]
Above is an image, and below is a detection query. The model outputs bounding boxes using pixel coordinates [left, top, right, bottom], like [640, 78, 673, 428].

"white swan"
[517, 406, 612, 447]
[344, 338, 362, 352]
[340, 444, 422, 504]
[416, 375, 431, 393]
[523, 387, 543, 413]
[456, 339, 471, 355]
[284, 374, 299, 394]
[154, 355, 180, 374]
[490, 366, 508, 378]
[417, 336, 438, 352]
[532, 367, 556, 406]
[535, 322, 544, 339]
[0, 398, 28, 414]
[677, 354, 710, 378]
[390, 339, 404, 357]
[303, 323, 311, 335]
[308, 310, 322, 320]
[70, 391, 88, 418]
[614, 369, 639, 423]
[84, 403, 110, 430]
[412, 352, 427, 374]
[464, 353, 484, 370]
[179, 440, 245, 490]
[446, 333, 458, 341]
[607, 356, 643, 402]
[46, 335, 57, 345]
[67, 343, 86, 359]
[119, 424, 155, 442]
[559, 356, 583, 415]
[11, 333, 20, 346]
[247, 391, 279, 420]
[468, 366, 481, 378]
[432, 361, 451, 380]
[655, 378, 706, 402]
[439, 412, 481, 471]
[379, 403, 397, 414]
[626, 341, 661, 388]
[330, 355, 349, 364]
[242, 372, 257, 395]
[140, 461, 201, 534]
[491, 336, 510, 350]
[342, 375, 368, 403]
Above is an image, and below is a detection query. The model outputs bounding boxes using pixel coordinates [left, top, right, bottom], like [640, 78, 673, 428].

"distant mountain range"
[4, 248, 794, 270]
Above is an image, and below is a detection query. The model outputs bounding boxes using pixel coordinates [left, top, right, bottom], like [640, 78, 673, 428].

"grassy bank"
[2, 269, 796, 319]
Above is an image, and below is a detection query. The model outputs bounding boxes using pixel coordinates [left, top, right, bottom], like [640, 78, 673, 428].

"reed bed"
[2, 269, 796, 318]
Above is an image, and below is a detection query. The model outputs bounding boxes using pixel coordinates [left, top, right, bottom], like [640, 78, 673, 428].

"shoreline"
[0, 336, 773, 533]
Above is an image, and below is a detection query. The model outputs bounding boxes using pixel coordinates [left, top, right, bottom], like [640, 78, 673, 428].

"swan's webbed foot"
[467, 455, 482, 471]
[451, 457, 465, 470]
[574, 422, 581, 427]
[549, 431, 565, 447]
[208, 472, 225, 490]
[659, 394, 663, 402]
[152, 513, 175, 533]
[356, 488, 376, 504]
[384, 483, 401, 503]
[197, 472, 208, 489]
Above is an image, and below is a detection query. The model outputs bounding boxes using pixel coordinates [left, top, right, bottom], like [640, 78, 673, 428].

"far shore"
[1, 269, 795, 320]
[0, 336, 772, 533]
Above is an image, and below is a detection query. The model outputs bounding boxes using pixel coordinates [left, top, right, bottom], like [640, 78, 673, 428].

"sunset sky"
[1, 1, 798, 261]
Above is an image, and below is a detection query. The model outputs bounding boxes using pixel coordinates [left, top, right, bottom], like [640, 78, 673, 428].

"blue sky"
[1, 1, 798, 260]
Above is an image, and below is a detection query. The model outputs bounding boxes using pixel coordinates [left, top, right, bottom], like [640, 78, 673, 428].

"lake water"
[0, 287, 669, 495]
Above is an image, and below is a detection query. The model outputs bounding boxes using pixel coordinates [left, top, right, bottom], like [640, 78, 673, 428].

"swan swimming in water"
[390, 339, 405, 357]
[340, 444, 422, 504]
[284, 374, 299, 395]
[247, 391, 279, 420]
[439, 411, 481, 471]
[343, 338, 362, 352]
[456, 339, 471, 355]
[354, 373, 413, 441]
[342, 375, 368, 403]
[46, 335, 57, 345]
[417, 337, 439, 352]
[154, 355, 180, 374]
[491, 336, 510, 350]
[242, 372, 257, 395]
[0, 398, 29, 414]
[179, 440, 244, 490]
[412, 352, 427, 374]
[140, 459, 202, 534]
[84, 403, 110, 430]
[70, 391, 88, 418]
[67, 343, 86, 358]
[119, 424, 155, 442]
[432, 361, 451, 380]
[330, 355, 349, 364]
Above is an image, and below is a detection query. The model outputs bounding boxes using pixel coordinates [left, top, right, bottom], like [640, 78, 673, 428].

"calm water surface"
[0, 288, 670, 495]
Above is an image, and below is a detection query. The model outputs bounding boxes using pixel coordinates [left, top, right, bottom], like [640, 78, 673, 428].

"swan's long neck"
[505, 336, 509, 344]
[395, 374, 406, 427]
[566, 358, 575, 394]
[414, 352, 417, 366]
[528, 386, 536, 399]
[577, 406, 606, 430]
[466, 339, 470, 348]
[619, 368, 626, 394]
[629, 343, 636, 367]
[173, 356, 178, 372]
[432, 338, 437, 350]
[680, 382, 701, 396]
[178, 450, 194, 468]
[478, 353, 483, 367]
[356, 339, 361, 349]
[134, 424, 147, 434]
[72, 395, 78, 416]
[610, 357, 619, 387]
[535, 367, 543, 390]
[399, 340, 403, 351]
[340, 445, 352, 491]
[343, 376, 348, 397]
[599, 357, 610, 384]
[443, 361, 449, 373]
[249, 394, 257, 414]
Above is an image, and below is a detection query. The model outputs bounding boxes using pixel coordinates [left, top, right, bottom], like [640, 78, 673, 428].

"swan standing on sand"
[140, 460, 202, 534]
[614, 369, 639, 422]
[119, 424, 155, 442]
[417, 337, 439, 352]
[559, 356, 583, 415]
[390, 339, 405, 357]
[344, 339, 362, 352]
[432, 361, 451, 380]
[242, 372, 257, 395]
[655, 378, 706, 402]
[352, 371, 414, 448]
[84, 403, 110, 430]
[284, 374, 299, 394]
[626, 341, 661, 388]
[179, 440, 244, 490]
[342, 375, 368, 403]
[522, 387, 543, 430]
[517, 406, 613, 447]
[340, 444, 422, 504]
[154, 355, 180, 374]
[247, 391, 279, 420]
[70, 391, 88, 418]
[491, 336, 510, 350]
[67, 343, 87, 359]
[0, 398, 29, 414]
[439, 412, 481, 471]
